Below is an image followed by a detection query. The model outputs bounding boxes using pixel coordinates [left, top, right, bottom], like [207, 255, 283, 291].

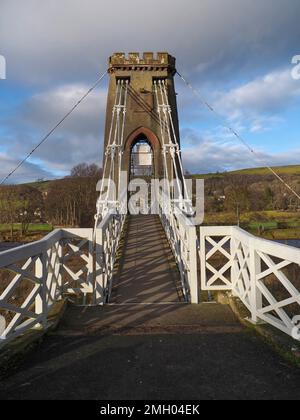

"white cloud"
[1, 0, 300, 85]
[181, 129, 300, 174]
[1, 1, 300, 181]
[214, 69, 300, 131]
[0, 152, 53, 184]
[2, 83, 107, 175]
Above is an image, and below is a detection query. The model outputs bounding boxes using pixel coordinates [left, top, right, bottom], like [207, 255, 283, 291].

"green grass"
[229, 165, 300, 176]
[192, 165, 300, 179]
[25, 180, 52, 191]
[252, 228, 300, 240]
[203, 210, 300, 240]
[204, 210, 300, 225]
[248, 221, 278, 230]
[0, 223, 53, 233]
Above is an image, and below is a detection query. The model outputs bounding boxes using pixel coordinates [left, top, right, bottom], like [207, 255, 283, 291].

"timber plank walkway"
[110, 215, 183, 304]
[0, 216, 300, 400]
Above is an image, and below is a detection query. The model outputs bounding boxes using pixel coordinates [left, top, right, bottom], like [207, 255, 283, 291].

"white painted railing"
[158, 193, 198, 303]
[200, 226, 300, 338]
[95, 210, 127, 303]
[0, 228, 94, 348]
[0, 186, 127, 348]
[2, 211, 298, 345]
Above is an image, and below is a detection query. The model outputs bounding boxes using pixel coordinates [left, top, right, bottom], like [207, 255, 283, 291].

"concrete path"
[0, 303, 300, 400]
[110, 215, 183, 304]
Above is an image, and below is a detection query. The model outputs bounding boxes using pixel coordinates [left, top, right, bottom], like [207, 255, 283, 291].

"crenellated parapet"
[108, 52, 176, 74]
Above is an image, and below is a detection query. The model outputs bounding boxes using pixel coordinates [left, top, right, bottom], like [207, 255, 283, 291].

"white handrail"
[94, 200, 127, 304]
[158, 192, 198, 303]
[0, 228, 94, 348]
[200, 225, 300, 338]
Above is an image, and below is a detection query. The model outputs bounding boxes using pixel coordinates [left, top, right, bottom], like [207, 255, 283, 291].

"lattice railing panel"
[0, 254, 45, 343]
[255, 248, 300, 334]
[232, 237, 252, 311]
[158, 195, 198, 304]
[0, 229, 94, 347]
[95, 211, 127, 304]
[200, 226, 300, 339]
[60, 232, 93, 298]
[200, 228, 232, 291]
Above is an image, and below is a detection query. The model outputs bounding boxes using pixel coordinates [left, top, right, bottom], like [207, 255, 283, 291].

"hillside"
[192, 164, 300, 179]
[1, 164, 299, 241]
[22, 165, 300, 189]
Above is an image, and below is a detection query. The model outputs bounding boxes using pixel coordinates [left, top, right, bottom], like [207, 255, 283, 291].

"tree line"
[203, 173, 300, 215]
[0, 164, 299, 238]
[0, 163, 103, 237]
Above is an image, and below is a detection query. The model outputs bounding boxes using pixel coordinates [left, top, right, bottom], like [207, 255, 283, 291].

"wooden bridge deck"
[110, 215, 183, 304]
[1, 215, 300, 400]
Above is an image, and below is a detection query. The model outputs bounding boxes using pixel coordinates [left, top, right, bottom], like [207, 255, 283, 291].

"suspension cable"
[0, 71, 108, 186]
[158, 80, 183, 201]
[99, 80, 121, 203]
[154, 81, 171, 197]
[156, 80, 193, 213]
[95, 79, 128, 228]
[118, 81, 129, 197]
[160, 80, 190, 201]
[154, 80, 175, 215]
[97, 80, 122, 209]
[176, 70, 300, 202]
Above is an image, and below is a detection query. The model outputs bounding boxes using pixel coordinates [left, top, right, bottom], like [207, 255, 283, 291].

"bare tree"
[45, 164, 102, 227]
[70, 163, 102, 179]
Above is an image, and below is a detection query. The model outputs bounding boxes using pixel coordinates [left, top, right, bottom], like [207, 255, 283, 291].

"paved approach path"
[110, 215, 183, 304]
[1, 303, 300, 400]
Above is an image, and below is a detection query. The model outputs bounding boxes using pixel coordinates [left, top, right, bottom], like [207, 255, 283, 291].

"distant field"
[0, 223, 53, 233]
[229, 165, 300, 176]
[21, 165, 300, 186]
[203, 210, 300, 240]
[254, 228, 300, 240]
[26, 180, 52, 191]
[204, 210, 300, 225]
[192, 164, 300, 179]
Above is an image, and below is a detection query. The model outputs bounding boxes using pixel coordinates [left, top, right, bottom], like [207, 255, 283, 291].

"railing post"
[57, 242, 63, 298]
[249, 238, 262, 323]
[94, 228, 104, 305]
[230, 230, 239, 297]
[199, 227, 207, 292]
[87, 231, 94, 293]
[189, 225, 198, 304]
[35, 252, 48, 329]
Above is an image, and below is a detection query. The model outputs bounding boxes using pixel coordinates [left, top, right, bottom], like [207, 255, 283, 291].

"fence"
[1, 219, 299, 347]
[0, 228, 94, 347]
[200, 226, 300, 338]
[94, 210, 127, 303]
[158, 193, 198, 303]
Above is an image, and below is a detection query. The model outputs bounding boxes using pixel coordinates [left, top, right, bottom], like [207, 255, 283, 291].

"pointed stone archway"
[122, 126, 163, 187]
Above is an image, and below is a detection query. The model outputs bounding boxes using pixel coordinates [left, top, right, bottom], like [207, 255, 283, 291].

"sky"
[0, 0, 300, 183]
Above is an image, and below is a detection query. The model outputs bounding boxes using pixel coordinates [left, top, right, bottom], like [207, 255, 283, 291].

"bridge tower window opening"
[130, 137, 154, 179]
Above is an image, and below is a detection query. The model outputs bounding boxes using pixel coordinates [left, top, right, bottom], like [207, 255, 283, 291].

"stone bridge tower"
[103, 52, 182, 192]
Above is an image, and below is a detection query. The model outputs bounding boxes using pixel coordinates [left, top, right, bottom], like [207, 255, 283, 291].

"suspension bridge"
[0, 52, 299, 400]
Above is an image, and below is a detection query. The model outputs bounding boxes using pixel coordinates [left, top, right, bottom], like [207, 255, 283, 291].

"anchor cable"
[0, 70, 108, 185]
[176, 70, 300, 202]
